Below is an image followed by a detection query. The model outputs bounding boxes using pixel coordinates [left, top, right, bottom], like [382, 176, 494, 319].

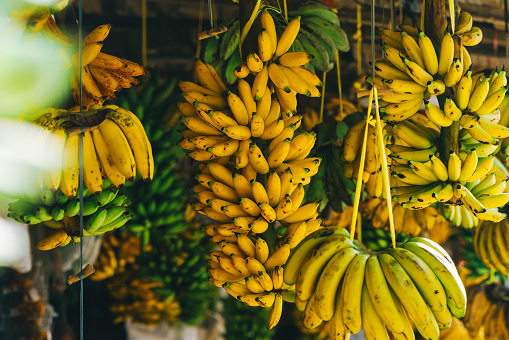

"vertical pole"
[389, 0, 395, 31]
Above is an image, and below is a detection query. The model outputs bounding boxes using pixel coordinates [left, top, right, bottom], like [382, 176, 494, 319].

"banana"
[412, 305, 440, 340]
[279, 65, 312, 96]
[447, 152, 462, 181]
[459, 26, 483, 46]
[267, 293, 283, 330]
[283, 227, 350, 285]
[424, 101, 453, 127]
[466, 155, 495, 183]
[237, 79, 256, 120]
[456, 10, 473, 34]
[278, 51, 313, 68]
[476, 88, 508, 115]
[222, 125, 251, 140]
[391, 122, 434, 149]
[268, 63, 290, 92]
[390, 247, 448, 312]
[246, 53, 263, 73]
[401, 31, 425, 69]
[456, 69, 473, 110]
[341, 253, 369, 334]
[105, 107, 153, 181]
[468, 77, 491, 112]
[443, 97, 463, 121]
[443, 58, 463, 87]
[389, 146, 436, 162]
[438, 31, 454, 76]
[409, 161, 439, 182]
[361, 282, 391, 340]
[274, 16, 301, 58]
[402, 57, 434, 87]
[488, 68, 507, 97]
[372, 61, 412, 81]
[378, 28, 405, 50]
[342, 120, 366, 163]
[365, 255, 406, 333]
[329, 279, 351, 340]
[418, 31, 438, 76]
[252, 64, 269, 101]
[81, 131, 103, 195]
[258, 29, 273, 62]
[400, 241, 466, 316]
[382, 78, 426, 94]
[36, 229, 69, 250]
[60, 134, 80, 198]
[382, 44, 408, 72]
[378, 253, 430, 326]
[248, 143, 269, 174]
[314, 247, 358, 321]
[290, 65, 322, 87]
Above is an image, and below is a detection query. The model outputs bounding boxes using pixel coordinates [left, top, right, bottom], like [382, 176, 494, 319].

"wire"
[78, 0, 84, 338]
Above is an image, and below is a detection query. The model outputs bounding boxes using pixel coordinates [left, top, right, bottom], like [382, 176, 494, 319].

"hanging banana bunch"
[283, 226, 466, 340]
[369, 11, 509, 223]
[6, 104, 154, 249]
[202, 0, 349, 84]
[178, 8, 328, 329]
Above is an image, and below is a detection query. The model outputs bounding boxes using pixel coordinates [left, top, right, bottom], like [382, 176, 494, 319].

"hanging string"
[356, 5, 362, 77]
[283, 0, 288, 21]
[319, 72, 326, 123]
[142, 0, 147, 67]
[196, 0, 205, 58]
[77, 0, 85, 338]
[335, 50, 343, 116]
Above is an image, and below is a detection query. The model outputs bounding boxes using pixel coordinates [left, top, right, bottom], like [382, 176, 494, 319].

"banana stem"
[487, 267, 496, 284]
[261, 223, 278, 255]
[440, 120, 459, 164]
[319, 72, 326, 123]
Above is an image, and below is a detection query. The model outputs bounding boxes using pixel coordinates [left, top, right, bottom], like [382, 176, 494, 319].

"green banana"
[84, 208, 108, 233]
[297, 28, 332, 72]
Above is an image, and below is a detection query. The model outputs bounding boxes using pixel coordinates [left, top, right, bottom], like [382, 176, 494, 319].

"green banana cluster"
[135, 226, 217, 325]
[288, 1, 350, 72]
[222, 294, 273, 340]
[361, 223, 409, 252]
[7, 178, 132, 237]
[115, 72, 190, 245]
[202, 0, 349, 82]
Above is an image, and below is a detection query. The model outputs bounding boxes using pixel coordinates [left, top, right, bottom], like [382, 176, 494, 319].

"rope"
[196, 0, 205, 58]
[319, 72, 326, 123]
[78, 0, 85, 337]
[335, 50, 343, 116]
[283, 0, 288, 21]
[142, 0, 147, 67]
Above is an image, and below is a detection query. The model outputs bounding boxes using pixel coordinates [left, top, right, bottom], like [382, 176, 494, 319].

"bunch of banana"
[222, 295, 273, 340]
[384, 115, 508, 221]
[301, 107, 320, 132]
[116, 75, 190, 240]
[455, 11, 484, 47]
[178, 9, 328, 330]
[284, 226, 466, 340]
[25, 104, 154, 200]
[439, 204, 480, 229]
[439, 317, 484, 340]
[7, 178, 133, 250]
[472, 220, 509, 275]
[202, 0, 349, 80]
[325, 98, 360, 121]
[108, 272, 182, 325]
[341, 118, 389, 188]
[463, 283, 509, 339]
[90, 232, 143, 281]
[361, 222, 410, 252]
[360, 198, 451, 241]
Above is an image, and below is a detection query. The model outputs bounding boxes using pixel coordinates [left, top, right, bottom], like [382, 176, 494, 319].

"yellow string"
[356, 5, 362, 77]
[319, 72, 326, 123]
[283, 0, 288, 21]
[357, 214, 362, 243]
[373, 87, 396, 248]
[239, 0, 262, 57]
[142, 0, 147, 67]
[335, 49, 343, 116]
[448, 0, 455, 32]
[196, 0, 204, 58]
[349, 89, 374, 242]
